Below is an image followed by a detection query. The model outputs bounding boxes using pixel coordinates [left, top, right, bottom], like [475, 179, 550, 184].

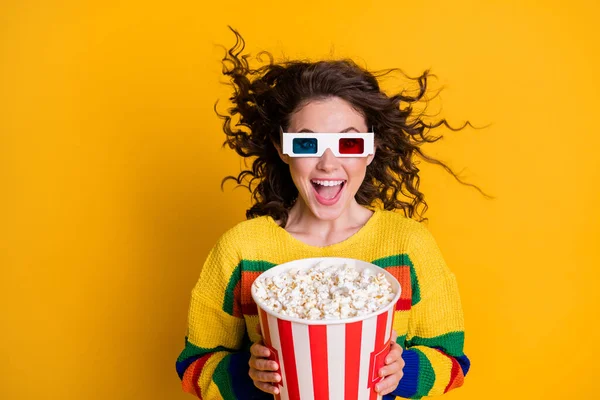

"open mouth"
[310, 179, 346, 204]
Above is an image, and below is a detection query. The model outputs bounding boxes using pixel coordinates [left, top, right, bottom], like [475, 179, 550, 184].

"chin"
[308, 199, 348, 221]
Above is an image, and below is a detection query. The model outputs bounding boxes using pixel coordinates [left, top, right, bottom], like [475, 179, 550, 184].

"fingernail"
[274, 388, 279, 394]
[375, 384, 380, 392]
[275, 374, 281, 382]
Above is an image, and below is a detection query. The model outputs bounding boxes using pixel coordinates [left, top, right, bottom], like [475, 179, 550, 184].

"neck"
[285, 198, 373, 236]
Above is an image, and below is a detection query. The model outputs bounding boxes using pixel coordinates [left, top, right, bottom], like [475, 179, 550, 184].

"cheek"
[289, 159, 316, 183]
[344, 159, 369, 181]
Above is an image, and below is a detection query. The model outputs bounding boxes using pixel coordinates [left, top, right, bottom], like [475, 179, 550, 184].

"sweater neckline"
[266, 207, 382, 252]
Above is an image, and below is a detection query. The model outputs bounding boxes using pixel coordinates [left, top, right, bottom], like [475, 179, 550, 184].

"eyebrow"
[297, 127, 361, 133]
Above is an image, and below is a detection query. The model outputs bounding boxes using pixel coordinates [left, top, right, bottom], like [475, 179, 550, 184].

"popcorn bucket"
[251, 257, 402, 400]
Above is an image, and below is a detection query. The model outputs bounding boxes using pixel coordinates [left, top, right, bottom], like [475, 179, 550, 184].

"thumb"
[391, 330, 398, 343]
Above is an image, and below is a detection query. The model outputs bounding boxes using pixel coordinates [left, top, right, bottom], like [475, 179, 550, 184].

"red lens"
[338, 138, 364, 154]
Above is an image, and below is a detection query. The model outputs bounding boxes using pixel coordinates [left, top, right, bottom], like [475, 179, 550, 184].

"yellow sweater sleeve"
[175, 231, 267, 399]
[391, 222, 470, 399]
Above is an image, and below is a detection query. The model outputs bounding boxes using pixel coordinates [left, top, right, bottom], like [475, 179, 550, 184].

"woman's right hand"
[249, 327, 281, 395]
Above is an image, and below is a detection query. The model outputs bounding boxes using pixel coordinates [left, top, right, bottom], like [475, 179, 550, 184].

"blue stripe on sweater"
[390, 348, 420, 398]
[228, 350, 272, 399]
[176, 355, 201, 380]
[456, 354, 471, 376]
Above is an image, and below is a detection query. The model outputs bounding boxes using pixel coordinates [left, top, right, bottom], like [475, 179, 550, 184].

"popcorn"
[253, 260, 396, 320]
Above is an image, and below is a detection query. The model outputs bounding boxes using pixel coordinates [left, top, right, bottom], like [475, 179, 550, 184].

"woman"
[176, 28, 479, 399]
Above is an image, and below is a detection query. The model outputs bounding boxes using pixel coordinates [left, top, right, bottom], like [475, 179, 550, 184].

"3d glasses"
[281, 132, 375, 158]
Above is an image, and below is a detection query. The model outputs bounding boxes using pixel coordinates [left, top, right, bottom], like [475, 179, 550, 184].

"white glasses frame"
[281, 132, 375, 158]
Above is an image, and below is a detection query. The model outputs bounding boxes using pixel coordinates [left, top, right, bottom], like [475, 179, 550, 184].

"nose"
[316, 148, 340, 172]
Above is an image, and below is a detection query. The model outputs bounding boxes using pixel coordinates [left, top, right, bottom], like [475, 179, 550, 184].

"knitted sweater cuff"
[390, 349, 422, 399]
[228, 350, 273, 400]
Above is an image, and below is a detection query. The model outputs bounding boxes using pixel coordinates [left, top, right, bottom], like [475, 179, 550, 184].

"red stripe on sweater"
[232, 281, 243, 317]
[309, 325, 329, 400]
[241, 271, 262, 315]
[181, 353, 212, 399]
[382, 266, 412, 310]
[242, 301, 258, 315]
[395, 298, 412, 311]
[432, 348, 465, 393]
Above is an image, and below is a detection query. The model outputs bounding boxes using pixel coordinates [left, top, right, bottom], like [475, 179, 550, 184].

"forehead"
[288, 97, 367, 132]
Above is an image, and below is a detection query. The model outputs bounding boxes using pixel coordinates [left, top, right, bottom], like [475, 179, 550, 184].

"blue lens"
[292, 138, 318, 154]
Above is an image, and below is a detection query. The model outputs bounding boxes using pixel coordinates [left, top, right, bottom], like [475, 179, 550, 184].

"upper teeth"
[312, 180, 344, 187]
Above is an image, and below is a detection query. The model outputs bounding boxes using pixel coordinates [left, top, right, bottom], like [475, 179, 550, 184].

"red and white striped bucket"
[251, 257, 402, 400]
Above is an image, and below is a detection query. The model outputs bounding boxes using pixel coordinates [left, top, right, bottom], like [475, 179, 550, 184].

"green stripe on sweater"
[223, 263, 242, 315]
[240, 259, 277, 272]
[177, 337, 230, 363]
[406, 331, 465, 357]
[413, 347, 436, 397]
[213, 354, 236, 399]
[396, 334, 407, 348]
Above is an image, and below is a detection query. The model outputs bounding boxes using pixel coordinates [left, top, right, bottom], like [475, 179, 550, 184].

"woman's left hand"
[376, 330, 405, 396]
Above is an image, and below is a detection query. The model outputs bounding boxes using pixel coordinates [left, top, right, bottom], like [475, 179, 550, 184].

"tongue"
[315, 183, 342, 200]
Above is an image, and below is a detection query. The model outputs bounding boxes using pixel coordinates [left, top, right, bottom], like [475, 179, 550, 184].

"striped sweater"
[176, 208, 470, 399]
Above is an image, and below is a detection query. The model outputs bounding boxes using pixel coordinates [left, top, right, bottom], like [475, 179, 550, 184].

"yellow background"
[2, 0, 599, 399]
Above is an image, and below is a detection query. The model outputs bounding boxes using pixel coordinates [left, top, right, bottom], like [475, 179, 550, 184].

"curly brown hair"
[217, 28, 490, 227]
